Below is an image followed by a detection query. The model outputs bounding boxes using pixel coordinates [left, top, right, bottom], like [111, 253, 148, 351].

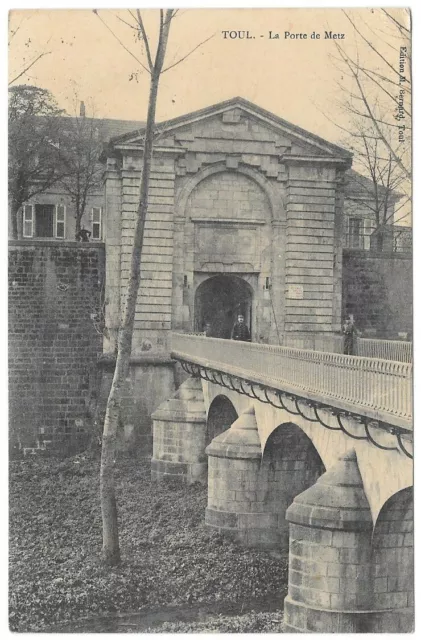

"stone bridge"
[151, 333, 413, 633]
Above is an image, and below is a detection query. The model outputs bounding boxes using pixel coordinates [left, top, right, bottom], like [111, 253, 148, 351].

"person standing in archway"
[231, 314, 251, 342]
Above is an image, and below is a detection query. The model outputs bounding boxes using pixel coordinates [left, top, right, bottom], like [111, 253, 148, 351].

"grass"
[9, 452, 288, 632]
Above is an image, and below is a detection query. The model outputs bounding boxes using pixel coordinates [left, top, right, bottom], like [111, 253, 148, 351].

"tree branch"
[135, 10, 154, 72]
[92, 9, 150, 75]
[9, 51, 51, 86]
[162, 33, 215, 74]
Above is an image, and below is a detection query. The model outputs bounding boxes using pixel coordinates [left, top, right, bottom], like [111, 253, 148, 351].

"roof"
[345, 168, 403, 201]
[57, 116, 145, 142]
[109, 96, 353, 160]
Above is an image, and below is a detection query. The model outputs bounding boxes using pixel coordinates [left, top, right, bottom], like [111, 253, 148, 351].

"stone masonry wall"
[119, 154, 176, 353]
[9, 241, 105, 454]
[371, 488, 413, 630]
[284, 163, 343, 333]
[342, 250, 412, 336]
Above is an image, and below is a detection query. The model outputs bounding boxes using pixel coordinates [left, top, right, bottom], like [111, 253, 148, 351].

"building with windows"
[11, 116, 145, 242]
[9, 96, 412, 449]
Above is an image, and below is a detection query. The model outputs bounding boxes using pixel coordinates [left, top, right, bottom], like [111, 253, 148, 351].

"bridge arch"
[206, 395, 238, 446]
[262, 422, 326, 548]
[371, 487, 413, 631]
[194, 274, 254, 338]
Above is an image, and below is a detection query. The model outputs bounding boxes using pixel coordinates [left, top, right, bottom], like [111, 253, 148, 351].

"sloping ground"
[9, 454, 288, 632]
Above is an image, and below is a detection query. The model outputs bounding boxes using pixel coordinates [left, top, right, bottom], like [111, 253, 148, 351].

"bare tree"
[325, 9, 411, 237]
[95, 7, 213, 566]
[8, 84, 66, 239]
[343, 116, 408, 249]
[96, 8, 175, 566]
[59, 104, 104, 237]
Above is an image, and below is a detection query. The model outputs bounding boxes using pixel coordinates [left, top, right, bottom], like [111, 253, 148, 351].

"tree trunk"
[11, 200, 20, 239]
[100, 10, 173, 566]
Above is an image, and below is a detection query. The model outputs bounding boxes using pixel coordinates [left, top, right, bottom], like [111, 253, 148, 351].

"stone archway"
[262, 423, 326, 549]
[371, 487, 413, 632]
[206, 395, 238, 446]
[194, 274, 253, 339]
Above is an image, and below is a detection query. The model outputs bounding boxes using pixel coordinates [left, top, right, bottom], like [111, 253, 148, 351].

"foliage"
[9, 455, 288, 632]
[8, 84, 66, 238]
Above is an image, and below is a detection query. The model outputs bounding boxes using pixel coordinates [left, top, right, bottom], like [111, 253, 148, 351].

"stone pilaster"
[151, 376, 207, 484]
[283, 156, 350, 334]
[119, 151, 178, 354]
[284, 449, 374, 633]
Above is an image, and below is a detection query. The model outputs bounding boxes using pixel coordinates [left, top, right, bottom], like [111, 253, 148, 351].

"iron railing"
[171, 332, 412, 428]
[355, 337, 412, 363]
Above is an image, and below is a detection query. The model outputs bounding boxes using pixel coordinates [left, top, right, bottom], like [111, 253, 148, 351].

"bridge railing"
[171, 333, 412, 427]
[355, 337, 412, 363]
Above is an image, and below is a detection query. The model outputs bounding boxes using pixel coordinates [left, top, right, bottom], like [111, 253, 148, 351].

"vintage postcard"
[8, 6, 412, 633]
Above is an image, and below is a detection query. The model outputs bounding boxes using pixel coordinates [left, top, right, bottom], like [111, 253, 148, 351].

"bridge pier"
[205, 406, 281, 548]
[151, 377, 207, 484]
[283, 449, 413, 633]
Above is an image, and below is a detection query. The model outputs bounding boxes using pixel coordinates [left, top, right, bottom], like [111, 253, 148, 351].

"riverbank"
[9, 453, 288, 632]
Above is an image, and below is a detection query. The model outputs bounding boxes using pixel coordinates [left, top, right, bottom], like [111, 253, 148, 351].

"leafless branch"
[92, 9, 150, 75]
[382, 9, 410, 35]
[162, 33, 215, 74]
[9, 50, 51, 86]
[342, 10, 403, 82]
[135, 10, 154, 72]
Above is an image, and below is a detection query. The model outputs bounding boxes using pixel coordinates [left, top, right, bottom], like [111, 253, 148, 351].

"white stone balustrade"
[171, 332, 412, 429]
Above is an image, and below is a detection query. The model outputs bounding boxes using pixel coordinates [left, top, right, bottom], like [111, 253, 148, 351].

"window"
[36, 204, 54, 237]
[23, 205, 34, 238]
[55, 205, 66, 238]
[91, 207, 102, 240]
[21, 203, 65, 239]
[348, 217, 363, 249]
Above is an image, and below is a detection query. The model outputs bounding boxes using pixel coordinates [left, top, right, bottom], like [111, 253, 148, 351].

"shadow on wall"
[206, 395, 238, 446]
[262, 424, 326, 550]
[371, 487, 414, 631]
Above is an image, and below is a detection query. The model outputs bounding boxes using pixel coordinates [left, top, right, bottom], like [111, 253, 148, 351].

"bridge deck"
[171, 333, 412, 431]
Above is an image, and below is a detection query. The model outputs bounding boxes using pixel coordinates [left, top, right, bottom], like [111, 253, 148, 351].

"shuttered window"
[55, 205, 66, 239]
[23, 205, 34, 238]
[91, 207, 102, 240]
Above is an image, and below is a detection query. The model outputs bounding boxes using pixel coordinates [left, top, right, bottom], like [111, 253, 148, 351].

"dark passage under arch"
[195, 275, 253, 339]
[262, 423, 326, 549]
[206, 395, 238, 446]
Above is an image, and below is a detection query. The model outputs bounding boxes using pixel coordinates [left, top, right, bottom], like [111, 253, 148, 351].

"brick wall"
[9, 241, 105, 455]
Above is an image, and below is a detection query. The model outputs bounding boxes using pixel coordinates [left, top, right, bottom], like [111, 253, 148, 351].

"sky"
[8, 7, 411, 150]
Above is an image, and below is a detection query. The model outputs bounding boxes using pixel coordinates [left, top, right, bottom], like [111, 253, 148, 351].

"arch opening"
[371, 487, 413, 630]
[262, 423, 326, 549]
[194, 275, 253, 339]
[206, 395, 238, 446]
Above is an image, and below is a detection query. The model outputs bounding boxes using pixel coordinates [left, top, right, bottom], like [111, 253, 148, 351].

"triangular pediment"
[111, 97, 351, 160]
